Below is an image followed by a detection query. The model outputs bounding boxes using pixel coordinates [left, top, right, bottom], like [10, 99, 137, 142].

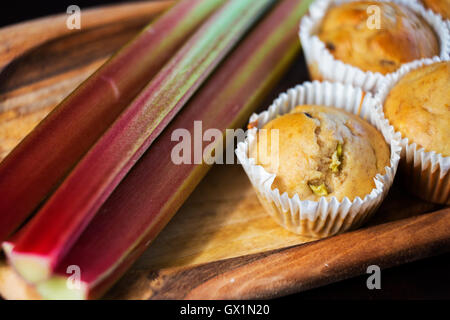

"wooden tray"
[0, 2, 448, 300]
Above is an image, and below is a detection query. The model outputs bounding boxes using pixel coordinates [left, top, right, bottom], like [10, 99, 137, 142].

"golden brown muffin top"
[421, 0, 450, 19]
[384, 61, 450, 156]
[317, 1, 440, 74]
[250, 105, 390, 201]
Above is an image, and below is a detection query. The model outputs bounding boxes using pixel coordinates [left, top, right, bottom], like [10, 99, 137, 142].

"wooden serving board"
[0, 2, 448, 300]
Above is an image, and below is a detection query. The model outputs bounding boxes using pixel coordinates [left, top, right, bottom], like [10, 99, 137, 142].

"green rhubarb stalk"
[9, 0, 276, 284]
[0, 0, 225, 243]
[29, 0, 313, 299]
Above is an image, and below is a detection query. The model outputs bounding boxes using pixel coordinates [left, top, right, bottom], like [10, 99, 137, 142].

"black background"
[1, 0, 449, 300]
[1, 1, 117, 27]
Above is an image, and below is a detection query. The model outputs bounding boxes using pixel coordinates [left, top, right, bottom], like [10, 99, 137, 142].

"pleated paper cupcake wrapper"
[375, 57, 450, 204]
[235, 81, 401, 238]
[299, 0, 450, 93]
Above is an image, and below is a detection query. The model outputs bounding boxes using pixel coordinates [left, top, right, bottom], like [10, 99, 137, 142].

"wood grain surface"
[0, 1, 173, 71]
[0, 1, 448, 300]
[106, 207, 450, 300]
[101, 166, 445, 299]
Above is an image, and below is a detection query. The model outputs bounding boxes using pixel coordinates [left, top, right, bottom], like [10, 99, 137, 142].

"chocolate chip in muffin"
[325, 41, 336, 52]
[379, 59, 396, 66]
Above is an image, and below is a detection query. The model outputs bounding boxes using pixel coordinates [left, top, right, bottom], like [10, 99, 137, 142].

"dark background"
[1, 1, 118, 27]
[1, 0, 449, 300]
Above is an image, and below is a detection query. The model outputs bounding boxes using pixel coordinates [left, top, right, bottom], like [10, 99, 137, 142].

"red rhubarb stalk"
[0, 0, 225, 242]
[9, 0, 275, 283]
[29, 0, 313, 299]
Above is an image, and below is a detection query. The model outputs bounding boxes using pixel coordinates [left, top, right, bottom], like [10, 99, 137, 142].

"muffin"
[299, 0, 449, 92]
[249, 105, 390, 201]
[421, 0, 450, 20]
[384, 61, 450, 156]
[377, 59, 450, 204]
[317, 1, 439, 75]
[236, 81, 400, 237]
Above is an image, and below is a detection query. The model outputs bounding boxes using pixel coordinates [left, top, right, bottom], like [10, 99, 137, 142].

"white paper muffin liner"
[299, 0, 450, 93]
[375, 57, 450, 204]
[419, 0, 450, 27]
[235, 81, 401, 238]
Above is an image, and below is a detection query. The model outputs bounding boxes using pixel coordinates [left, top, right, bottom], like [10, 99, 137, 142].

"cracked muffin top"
[421, 0, 450, 20]
[384, 61, 450, 156]
[249, 105, 390, 201]
[317, 1, 439, 74]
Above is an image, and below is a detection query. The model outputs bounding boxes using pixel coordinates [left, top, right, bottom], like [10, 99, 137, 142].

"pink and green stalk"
[26, 0, 313, 299]
[0, 0, 225, 243]
[9, 0, 275, 284]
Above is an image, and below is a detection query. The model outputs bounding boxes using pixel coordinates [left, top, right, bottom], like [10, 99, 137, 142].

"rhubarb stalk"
[28, 0, 313, 299]
[9, 0, 275, 283]
[0, 0, 225, 242]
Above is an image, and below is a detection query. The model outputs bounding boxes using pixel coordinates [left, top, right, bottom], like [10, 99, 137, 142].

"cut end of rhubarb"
[36, 276, 87, 300]
[10, 253, 51, 284]
[2, 241, 14, 258]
